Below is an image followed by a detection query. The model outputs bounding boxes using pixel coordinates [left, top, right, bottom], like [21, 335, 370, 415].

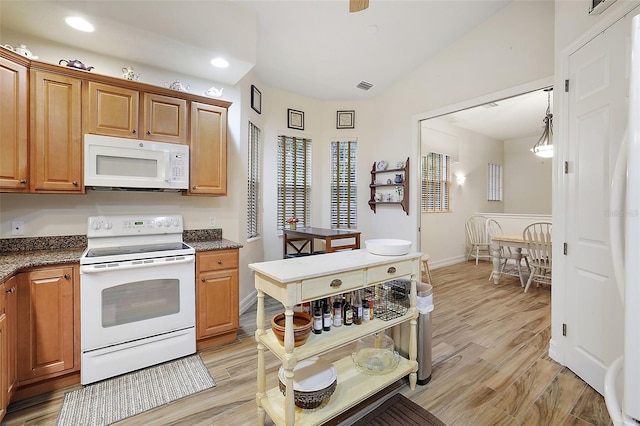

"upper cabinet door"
[143, 93, 188, 144]
[85, 81, 139, 138]
[189, 102, 227, 196]
[0, 58, 29, 192]
[31, 71, 83, 193]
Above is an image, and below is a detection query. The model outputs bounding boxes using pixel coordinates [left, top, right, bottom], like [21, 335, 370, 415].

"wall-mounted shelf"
[369, 157, 409, 215]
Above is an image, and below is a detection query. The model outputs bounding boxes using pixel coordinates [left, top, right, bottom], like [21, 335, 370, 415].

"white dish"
[278, 357, 336, 391]
[376, 160, 387, 171]
[365, 239, 412, 256]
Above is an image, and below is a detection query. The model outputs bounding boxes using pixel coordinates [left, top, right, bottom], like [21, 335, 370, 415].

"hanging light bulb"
[531, 88, 553, 158]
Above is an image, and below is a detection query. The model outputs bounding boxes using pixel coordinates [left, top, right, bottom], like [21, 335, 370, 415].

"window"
[247, 122, 261, 239]
[487, 163, 503, 201]
[277, 135, 312, 230]
[421, 152, 451, 212]
[330, 140, 357, 229]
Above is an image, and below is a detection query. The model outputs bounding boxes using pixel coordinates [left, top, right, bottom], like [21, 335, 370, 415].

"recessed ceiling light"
[210, 57, 229, 68]
[65, 16, 95, 32]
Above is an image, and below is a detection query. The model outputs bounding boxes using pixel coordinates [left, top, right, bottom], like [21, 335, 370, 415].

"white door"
[564, 12, 633, 393]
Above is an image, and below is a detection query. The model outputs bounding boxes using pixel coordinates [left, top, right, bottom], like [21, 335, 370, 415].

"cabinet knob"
[217, 259, 222, 265]
[5, 287, 15, 294]
[20, 179, 27, 184]
[132, 129, 137, 134]
[192, 185, 197, 190]
[64, 273, 70, 279]
[330, 279, 342, 287]
[201, 278, 205, 282]
[147, 130, 151, 135]
[72, 181, 78, 186]
[387, 266, 397, 274]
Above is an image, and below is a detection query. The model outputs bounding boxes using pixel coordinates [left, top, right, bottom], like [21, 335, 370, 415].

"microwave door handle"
[80, 256, 194, 274]
[165, 152, 172, 183]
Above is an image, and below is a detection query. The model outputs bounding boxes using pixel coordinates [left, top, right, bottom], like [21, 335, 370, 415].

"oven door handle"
[80, 256, 194, 274]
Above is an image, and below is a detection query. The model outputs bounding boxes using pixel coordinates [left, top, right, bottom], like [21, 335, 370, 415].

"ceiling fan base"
[349, 0, 369, 13]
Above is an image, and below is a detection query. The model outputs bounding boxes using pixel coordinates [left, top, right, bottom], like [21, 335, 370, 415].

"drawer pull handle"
[20, 179, 27, 184]
[330, 279, 342, 287]
[387, 267, 397, 274]
[218, 260, 223, 265]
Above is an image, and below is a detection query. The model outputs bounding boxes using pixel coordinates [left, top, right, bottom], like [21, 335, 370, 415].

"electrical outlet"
[209, 216, 216, 227]
[12, 220, 25, 236]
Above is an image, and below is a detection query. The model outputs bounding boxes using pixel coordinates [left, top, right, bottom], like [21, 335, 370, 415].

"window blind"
[330, 140, 357, 229]
[247, 122, 261, 239]
[422, 152, 450, 212]
[277, 135, 312, 230]
[487, 163, 503, 201]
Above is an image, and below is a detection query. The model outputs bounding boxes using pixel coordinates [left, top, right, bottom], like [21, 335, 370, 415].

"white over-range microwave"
[84, 134, 189, 191]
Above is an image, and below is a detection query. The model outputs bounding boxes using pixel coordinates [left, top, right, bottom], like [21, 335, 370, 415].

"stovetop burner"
[85, 242, 189, 258]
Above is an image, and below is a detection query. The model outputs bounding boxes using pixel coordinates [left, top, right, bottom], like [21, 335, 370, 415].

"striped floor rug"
[57, 355, 215, 426]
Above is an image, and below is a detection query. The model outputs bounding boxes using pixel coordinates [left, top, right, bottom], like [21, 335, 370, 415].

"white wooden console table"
[249, 249, 421, 426]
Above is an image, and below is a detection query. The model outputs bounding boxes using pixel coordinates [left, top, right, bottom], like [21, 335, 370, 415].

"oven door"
[80, 255, 195, 352]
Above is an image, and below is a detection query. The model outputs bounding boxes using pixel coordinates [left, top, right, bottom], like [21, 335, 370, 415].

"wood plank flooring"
[3, 261, 613, 425]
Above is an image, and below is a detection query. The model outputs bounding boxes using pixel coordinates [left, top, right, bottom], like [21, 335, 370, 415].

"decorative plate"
[376, 160, 387, 171]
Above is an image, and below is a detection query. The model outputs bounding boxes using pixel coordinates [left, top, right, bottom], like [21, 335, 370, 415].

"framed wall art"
[287, 109, 304, 130]
[251, 85, 262, 114]
[337, 110, 355, 129]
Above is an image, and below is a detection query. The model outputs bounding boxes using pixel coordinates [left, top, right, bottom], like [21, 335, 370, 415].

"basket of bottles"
[363, 279, 410, 321]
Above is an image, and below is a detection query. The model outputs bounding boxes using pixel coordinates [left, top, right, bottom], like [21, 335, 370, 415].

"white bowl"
[365, 239, 412, 256]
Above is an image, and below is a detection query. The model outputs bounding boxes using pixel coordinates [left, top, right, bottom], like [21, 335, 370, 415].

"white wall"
[504, 135, 553, 214]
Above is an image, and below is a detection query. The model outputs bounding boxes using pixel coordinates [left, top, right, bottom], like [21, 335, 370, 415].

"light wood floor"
[3, 261, 613, 425]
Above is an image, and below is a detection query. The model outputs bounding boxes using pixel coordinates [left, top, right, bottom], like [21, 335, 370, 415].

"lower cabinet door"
[17, 267, 75, 382]
[197, 268, 239, 339]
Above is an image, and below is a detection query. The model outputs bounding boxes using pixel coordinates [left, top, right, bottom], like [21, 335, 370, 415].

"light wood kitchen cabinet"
[0, 56, 29, 192]
[4, 277, 17, 403]
[16, 265, 79, 385]
[85, 82, 188, 144]
[0, 281, 7, 423]
[196, 250, 239, 349]
[31, 71, 83, 193]
[189, 102, 228, 195]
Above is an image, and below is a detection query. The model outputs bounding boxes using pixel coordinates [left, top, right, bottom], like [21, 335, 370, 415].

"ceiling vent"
[356, 81, 374, 91]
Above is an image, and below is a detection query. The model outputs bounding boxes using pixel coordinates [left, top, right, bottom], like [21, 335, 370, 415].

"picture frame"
[251, 85, 262, 114]
[287, 109, 304, 130]
[337, 110, 355, 129]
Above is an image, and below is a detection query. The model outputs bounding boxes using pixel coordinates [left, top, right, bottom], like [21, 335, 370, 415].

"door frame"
[554, 1, 640, 368]
[410, 76, 553, 264]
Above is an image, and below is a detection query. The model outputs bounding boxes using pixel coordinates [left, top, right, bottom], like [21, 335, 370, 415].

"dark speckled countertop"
[0, 230, 242, 283]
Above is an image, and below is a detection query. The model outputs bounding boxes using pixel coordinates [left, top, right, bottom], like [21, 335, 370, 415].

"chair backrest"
[465, 215, 489, 244]
[486, 218, 503, 241]
[522, 222, 552, 266]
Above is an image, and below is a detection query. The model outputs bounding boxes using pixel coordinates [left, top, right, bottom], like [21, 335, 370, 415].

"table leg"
[491, 241, 501, 285]
[515, 247, 525, 287]
[256, 290, 266, 425]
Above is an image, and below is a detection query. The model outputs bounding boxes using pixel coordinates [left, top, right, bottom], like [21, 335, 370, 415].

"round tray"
[278, 357, 337, 409]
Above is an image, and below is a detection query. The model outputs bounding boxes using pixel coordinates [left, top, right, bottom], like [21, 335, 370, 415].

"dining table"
[490, 234, 530, 286]
[282, 227, 361, 258]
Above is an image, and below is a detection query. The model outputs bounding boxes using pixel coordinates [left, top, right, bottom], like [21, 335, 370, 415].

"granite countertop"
[0, 231, 242, 283]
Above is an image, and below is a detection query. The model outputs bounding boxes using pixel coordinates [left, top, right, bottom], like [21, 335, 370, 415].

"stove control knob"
[156, 220, 163, 227]
[164, 219, 171, 227]
[104, 221, 113, 230]
[171, 218, 180, 227]
[91, 221, 101, 230]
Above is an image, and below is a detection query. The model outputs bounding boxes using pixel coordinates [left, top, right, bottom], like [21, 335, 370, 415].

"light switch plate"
[209, 216, 216, 227]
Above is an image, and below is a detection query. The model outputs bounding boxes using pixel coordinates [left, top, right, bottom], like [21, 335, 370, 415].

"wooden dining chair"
[486, 218, 530, 283]
[465, 215, 490, 265]
[522, 222, 552, 292]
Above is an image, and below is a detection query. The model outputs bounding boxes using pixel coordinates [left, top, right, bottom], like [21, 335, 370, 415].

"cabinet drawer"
[367, 260, 413, 284]
[197, 250, 238, 271]
[301, 270, 364, 301]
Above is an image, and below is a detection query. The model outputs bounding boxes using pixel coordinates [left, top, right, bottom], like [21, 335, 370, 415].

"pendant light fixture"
[531, 88, 553, 158]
